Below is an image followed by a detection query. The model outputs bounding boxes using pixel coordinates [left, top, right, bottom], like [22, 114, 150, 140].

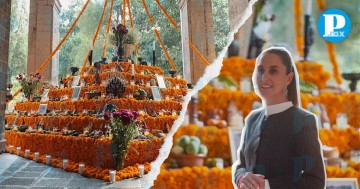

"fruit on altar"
[176, 135, 190, 148]
[198, 144, 208, 155]
[190, 136, 201, 146]
[207, 118, 219, 126]
[185, 141, 200, 155]
[171, 145, 184, 155]
[216, 120, 227, 128]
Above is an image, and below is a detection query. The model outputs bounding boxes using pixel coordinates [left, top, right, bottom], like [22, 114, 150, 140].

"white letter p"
[323, 14, 346, 37]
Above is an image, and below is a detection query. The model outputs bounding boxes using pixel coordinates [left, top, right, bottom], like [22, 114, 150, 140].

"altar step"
[0, 154, 148, 189]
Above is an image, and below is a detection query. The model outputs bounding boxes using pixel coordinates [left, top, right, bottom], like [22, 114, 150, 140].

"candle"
[46, 155, 51, 165]
[9, 145, 13, 153]
[109, 170, 116, 183]
[63, 159, 68, 170]
[16, 147, 21, 155]
[306, 0, 312, 15]
[175, 84, 180, 89]
[131, 64, 135, 76]
[172, 111, 177, 116]
[153, 41, 155, 51]
[146, 82, 150, 88]
[34, 152, 39, 161]
[79, 164, 85, 174]
[138, 165, 144, 177]
[25, 149, 30, 158]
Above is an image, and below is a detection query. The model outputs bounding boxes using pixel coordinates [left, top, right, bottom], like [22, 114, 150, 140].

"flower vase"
[115, 150, 126, 170]
[117, 40, 124, 61]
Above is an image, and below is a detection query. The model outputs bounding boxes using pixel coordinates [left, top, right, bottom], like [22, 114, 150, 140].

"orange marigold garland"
[126, 0, 134, 28]
[154, 0, 179, 30]
[326, 42, 342, 84]
[294, 0, 304, 57]
[102, 0, 115, 58]
[142, 0, 154, 24]
[153, 28, 177, 71]
[187, 40, 210, 66]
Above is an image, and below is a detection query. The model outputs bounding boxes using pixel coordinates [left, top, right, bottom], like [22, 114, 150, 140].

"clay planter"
[170, 153, 206, 167]
[123, 44, 134, 58]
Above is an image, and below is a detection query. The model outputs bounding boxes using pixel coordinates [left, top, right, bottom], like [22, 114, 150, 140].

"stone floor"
[0, 153, 146, 189]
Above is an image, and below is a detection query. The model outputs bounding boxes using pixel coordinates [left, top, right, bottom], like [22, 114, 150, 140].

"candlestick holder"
[303, 14, 314, 61]
[342, 73, 360, 92]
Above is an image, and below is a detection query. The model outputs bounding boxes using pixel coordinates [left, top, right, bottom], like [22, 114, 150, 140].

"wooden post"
[0, 0, 12, 152]
[179, 0, 216, 85]
[28, 0, 61, 84]
[228, 0, 254, 58]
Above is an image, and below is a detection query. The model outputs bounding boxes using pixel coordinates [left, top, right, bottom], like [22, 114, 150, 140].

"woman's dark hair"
[264, 48, 299, 107]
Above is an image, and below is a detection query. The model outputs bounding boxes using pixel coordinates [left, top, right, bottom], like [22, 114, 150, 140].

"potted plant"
[112, 24, 128, 61]
[123, 28, 140, 58]
[104, 109, 139, 170]
[16, 73, 43, 100]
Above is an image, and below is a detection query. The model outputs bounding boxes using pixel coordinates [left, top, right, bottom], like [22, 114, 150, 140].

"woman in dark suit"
[232, 47, 326, 189]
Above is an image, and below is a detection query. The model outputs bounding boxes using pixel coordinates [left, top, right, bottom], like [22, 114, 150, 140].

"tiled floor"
[0, 153, 145, 189]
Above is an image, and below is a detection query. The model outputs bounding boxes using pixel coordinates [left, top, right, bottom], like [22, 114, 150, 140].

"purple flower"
[131, 111, 139, 120]
[35, 73, 42, 80]
[116, 24, 128, 35]
[104, 112, 111, 120]
[112, 111, 121, 118]
[119, 109, 132, 126]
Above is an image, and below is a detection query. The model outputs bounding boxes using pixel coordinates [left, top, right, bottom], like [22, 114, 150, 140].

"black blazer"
[233, 106, 326, 189]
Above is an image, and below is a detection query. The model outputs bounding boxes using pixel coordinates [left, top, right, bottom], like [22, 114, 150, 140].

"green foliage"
[8, 0, 28, 82]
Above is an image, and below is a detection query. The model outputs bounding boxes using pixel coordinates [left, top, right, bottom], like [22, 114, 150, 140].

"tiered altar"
[5, 61, 188, 182]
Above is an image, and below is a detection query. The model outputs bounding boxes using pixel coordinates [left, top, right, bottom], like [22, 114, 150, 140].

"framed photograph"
[326, 178, 359, 189]
[72, 76, 80, 87]
[12, 114, 19, 126]
[38, 104, 48, 115]
[156, 75, 166, 89]
[228, 127, 243, 164]
[41, 89, 50, 102]
[151, 86, 162, 101]
[71, 86, 82, 101]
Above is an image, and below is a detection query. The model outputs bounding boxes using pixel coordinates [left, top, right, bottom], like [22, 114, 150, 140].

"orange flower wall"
[152, 167, 233, 189]
[14, 98, 182, 113]
[5, 131, 164, 170]
[45, 86, 187, 100]
[198, 86, 360, 128]
[219, 57, 331, 89]
[5, 115, 177, 133]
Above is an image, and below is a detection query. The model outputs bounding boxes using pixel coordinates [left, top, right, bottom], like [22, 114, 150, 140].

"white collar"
[265, 101, 293, 117]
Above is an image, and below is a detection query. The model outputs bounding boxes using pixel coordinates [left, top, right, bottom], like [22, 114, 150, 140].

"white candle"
[138, 165, 144, 177]
[306, 0, 312, 15]
[46, 155, 51, 165]
[153, 41, 155, 51]
[132, 64, 135, 76]
[9, 145, 13, 153]
[34, 152, 39, 161]
[146, 82, 150, 88]
[172, 111, 177, 116]
[25, 149, 30, 158]
[79, 164, 85, 174]
[63, 159, 68, 170]
[176, 84, 180, 89]
[16, 147, 21, 155]
[109, 170, 116, 183]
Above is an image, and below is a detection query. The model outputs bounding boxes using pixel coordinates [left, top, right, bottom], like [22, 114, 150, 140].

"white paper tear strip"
[141, 0, 258, 188]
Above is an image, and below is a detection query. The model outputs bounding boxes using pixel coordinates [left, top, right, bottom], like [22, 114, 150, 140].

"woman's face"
[255, 53, 294, 105]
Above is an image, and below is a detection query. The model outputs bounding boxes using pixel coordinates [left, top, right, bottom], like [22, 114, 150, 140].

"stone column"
[179, 0, 216, 85]
[229, 0, 254, 58]
[0, 0, 12, 152]
[28, 0, 61, 85]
